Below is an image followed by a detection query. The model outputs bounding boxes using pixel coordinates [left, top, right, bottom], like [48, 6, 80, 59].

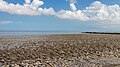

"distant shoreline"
[82, 32, 120, 35]
[0, 31, 120, 36]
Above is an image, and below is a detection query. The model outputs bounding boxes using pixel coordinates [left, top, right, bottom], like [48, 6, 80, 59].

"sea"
[0, 31, 82, 36]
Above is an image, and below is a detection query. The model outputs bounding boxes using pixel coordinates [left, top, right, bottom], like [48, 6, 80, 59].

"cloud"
[70, 0, 77, 4]
[31, 0, 44, 9]
[25, 0, 31, 4]
[0, 0, 120, 23]
[38, 7, 55, 15]
[56, 10, 89, 21]
[66, 0, 77, 11]
[0, 0, 53, 15]
[0, 21, 13, 24]
[56, 1, 120, 23]
[83, 1, 120, 23]
[70, 3, 77, 11]
[65, 0, 77, 3]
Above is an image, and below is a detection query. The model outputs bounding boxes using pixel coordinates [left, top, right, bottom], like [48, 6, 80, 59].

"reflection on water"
[0, 31, 81, 35]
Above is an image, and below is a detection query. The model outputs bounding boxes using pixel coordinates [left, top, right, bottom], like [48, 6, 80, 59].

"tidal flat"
[0, 34, 120, 67]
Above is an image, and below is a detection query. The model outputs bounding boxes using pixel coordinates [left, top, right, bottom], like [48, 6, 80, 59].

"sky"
[0, 0, 120, 32]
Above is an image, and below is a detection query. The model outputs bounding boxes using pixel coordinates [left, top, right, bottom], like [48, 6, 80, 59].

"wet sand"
[0, 34, 120, 67]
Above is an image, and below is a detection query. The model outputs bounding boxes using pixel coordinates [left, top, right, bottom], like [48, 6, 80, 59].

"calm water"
[0, 31, 81, 35]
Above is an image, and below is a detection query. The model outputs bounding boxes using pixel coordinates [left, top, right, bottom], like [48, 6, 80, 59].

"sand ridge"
[0, 34, 120, 67]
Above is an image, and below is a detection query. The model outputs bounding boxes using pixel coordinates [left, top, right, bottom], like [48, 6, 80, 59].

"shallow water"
[0, 31, 81, 36]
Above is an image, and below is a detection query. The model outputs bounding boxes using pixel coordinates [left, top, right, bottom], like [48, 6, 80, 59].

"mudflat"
[0, 34, 120, 67]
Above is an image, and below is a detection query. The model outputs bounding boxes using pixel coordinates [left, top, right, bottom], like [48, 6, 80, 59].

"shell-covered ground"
[0, 34, 120, 67]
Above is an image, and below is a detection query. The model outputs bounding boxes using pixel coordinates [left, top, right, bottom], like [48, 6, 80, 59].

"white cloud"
[56, 1, 120, 23]
[70, 3, 77, 11]
[0, 21, 13, 24]
[83, 1, 120, 23]
[56, 10, 89, 21]
[31, 0, 44, 9]
[0, 0, 39, 15]
[70, 0, 77, 4]
[25, 0, 31, 4]
[0, 0, 53, 15]
[0, 0, 120, 23]
[38, 7, 55, 15]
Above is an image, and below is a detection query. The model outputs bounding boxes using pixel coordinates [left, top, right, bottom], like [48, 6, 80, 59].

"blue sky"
[0, 0, 120, 32]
